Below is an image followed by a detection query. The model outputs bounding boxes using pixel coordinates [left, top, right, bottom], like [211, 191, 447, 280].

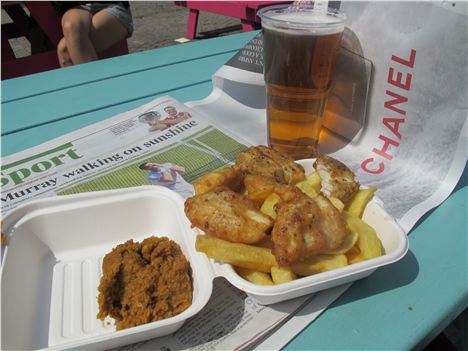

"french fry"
[271, 266, 297, 284]
[346, 187, 377, 218]
[260, 193, 281, 219]
[193, 166, 244, 195]
[344, 212, 382, 263]
[291, 254, 348, 276]
[244, 175, 277, 205]
[324, 232, 359, 254]
[236, 267, 274, 285]
[249, 188, 275, 206]
[328, 196, 345, 212]
[195, 235, 277, 272]
[345, 245, 361, 263]
[347, 251, 365, 264]
[295, 172, 321, 198]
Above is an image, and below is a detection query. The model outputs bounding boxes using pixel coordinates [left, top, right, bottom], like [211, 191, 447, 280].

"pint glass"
[258, 5, 346, 159]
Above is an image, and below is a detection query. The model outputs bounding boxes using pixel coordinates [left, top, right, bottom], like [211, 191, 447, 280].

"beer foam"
[262, 11, 345, 35]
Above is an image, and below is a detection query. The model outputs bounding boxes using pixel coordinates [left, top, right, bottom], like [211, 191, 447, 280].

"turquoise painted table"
[1, 32, 466, 350]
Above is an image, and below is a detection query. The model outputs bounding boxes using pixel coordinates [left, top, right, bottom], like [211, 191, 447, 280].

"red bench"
[174, 1, 292, 39]
[2, 1, 129, 80]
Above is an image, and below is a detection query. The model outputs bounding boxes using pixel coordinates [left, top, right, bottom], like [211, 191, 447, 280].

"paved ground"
[129, 2, 243, 52]
[2, 2, 244, 58]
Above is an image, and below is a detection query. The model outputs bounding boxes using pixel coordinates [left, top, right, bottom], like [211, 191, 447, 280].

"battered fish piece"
[235, 145, 305, 185]
[272, 186, 350, 265]
[314, 155, 360, 205]
[97, 236, 192, 330]
[184, 187, 273, 244]
[193, 166, 245, 195]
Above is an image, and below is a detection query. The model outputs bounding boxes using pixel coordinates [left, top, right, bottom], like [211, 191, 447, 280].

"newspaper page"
[1, 96, 250, 214]
[1, 96, 340, 351]
[115, 279, 316, 351]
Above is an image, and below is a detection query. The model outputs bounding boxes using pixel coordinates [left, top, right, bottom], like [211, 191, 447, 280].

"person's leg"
[60, 8, 98, 64]
[88, 10, 129, 53]
[57, 37, 73, 67]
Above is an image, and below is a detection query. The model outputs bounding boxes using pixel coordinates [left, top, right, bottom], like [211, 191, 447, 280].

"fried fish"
[235, 145, 305, 185]
[184, 187, 273, 244]
[314, 155, 359, 205]
[271, 185, 350, 266]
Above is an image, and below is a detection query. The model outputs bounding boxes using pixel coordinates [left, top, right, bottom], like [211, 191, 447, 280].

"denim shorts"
[76, 2, 133, 36]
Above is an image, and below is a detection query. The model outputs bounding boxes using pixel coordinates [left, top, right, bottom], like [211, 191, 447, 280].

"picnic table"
[1, 31, 466, 350]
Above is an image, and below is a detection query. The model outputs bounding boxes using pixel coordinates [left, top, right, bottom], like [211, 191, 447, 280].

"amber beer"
[259, 7, 346, 159]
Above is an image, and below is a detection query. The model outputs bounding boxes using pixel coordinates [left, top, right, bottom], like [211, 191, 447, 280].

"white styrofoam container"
[204, 159, 408, 304]
[1, 161, 408, 350]
[1, 186, 214, 350]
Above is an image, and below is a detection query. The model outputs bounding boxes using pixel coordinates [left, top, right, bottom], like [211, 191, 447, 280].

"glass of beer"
[258, 4, 346, 159]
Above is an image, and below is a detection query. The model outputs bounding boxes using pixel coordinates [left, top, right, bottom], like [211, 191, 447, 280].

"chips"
[324, 231, 359, 254]
[195, 235, 277, 273]
[271, 266, 297, 284]
[193, 166, 244, 195]
[291, 254, 348, 276]
[295, 172, 321, 198]
[260, 193, 281, 219]
[328, 196, 345, 212]
[344, 212, 383, 263]
[244, 175, 277, 205]
[194, 165, 383, 285]
[345, 245, 361, 263]
[346, 188, 377, 218]
[236, 267, 274, 285]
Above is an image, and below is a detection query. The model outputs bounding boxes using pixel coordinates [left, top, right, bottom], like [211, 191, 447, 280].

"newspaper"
[116, 279, 315, 351]
[2, 2, 467, 351]
[115, 280, 349, 351]
[1, 96, 249, 213]
[1, 95, 345, 351]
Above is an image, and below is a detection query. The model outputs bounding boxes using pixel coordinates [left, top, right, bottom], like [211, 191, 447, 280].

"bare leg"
[89, 10, 129, 53]
[57, 37, 73, 67]
[61, 8, 98, 64]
